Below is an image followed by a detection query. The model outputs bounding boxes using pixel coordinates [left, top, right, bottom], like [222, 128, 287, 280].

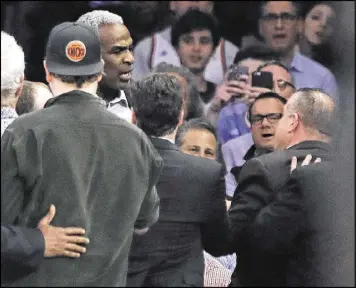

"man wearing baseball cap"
[1, 22, 163, 286]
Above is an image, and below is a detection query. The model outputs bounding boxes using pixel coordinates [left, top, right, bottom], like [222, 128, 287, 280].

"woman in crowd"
[299, 2, 336, 69]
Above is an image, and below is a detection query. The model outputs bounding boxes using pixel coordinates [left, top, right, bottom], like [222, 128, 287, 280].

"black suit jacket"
[127, 137, 229, 287]
[228, 140, 333, 287]
[283, 162, 354, 286]
[1, 225, 44, 280]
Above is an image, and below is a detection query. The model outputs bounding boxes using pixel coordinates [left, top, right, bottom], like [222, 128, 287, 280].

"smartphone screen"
[251, 71, 273, 90]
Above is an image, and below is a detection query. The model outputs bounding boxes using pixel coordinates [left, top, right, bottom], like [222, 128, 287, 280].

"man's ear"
[15, 75, 25, 98]
[288, 112, 300, 133]
[131, 111, 137, 125]
[43, 60, 53, 84]
[178, 109, 184, 127]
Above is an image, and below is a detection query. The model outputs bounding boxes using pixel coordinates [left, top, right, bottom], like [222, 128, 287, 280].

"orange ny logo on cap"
[65, 40, 86, 62]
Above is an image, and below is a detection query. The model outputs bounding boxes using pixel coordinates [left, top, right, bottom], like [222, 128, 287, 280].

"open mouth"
[262, 133, 274, 138]
[273, 34, 287, 40]
[119, 71, 132, 82]
[315, 31, 325, 38]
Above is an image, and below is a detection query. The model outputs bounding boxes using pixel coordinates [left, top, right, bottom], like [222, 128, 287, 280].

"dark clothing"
[228, 141, 333, 286]
[200, 81, 216, 104]
[1, 90, 163, 286]
[1, 225, 44, 278]
[230, 145, 272, 183]
[283, 162, 354, 286]
[127, 137, 229, 287]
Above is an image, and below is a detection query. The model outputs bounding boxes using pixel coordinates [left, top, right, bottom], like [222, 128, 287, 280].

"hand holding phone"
[227, 65, 249, 82]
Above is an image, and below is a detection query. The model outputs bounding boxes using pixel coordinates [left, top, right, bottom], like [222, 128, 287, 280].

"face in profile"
[99, 23, 134, 90]
[304, 4, 335, 45]
[274, 103, 294, 150]
[260, 64, 295, 99]
[259, 1, 301, 54]
[177, 30, 215, 74]
[250, 97, 285, 150]
[180, 128, 217, 160]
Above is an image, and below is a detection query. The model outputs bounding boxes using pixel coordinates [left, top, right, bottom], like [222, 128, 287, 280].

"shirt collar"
[107, 90, 128, 108]
[1, 107, 18, 119]
[290, 51, 304, 73]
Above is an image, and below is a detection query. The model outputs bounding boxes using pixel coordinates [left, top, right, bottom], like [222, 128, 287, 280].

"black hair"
[300, 1, 337, 19]
[175, 117, 217, 148]
[259, 1, 303, 19]
[233, 45, 281, 66]
[130, 73, 183, 137]
[50, 72, 102, 89]
[248, 91, 287, 117]
[153, 62, 204, 120]
[16, 80, 35, 115]
[171, 9, 220, 49]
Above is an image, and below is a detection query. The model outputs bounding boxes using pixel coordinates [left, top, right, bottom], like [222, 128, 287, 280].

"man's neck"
[51, 83, 98, 97]
[97, 84, 120, 103]
[279, 46, 296, 67]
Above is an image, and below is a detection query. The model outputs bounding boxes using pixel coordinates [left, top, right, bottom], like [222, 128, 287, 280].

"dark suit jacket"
[127, 137, 229, 287]
[283, 162, 354, 286]
[228, 140, 333, 287]
[1, 225, 44, 279]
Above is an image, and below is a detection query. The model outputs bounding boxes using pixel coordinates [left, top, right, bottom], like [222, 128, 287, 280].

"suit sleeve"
[201, 164, 229, 257]
[245, 168, 304, 253]
[134, 140, 163, 230]
[1, 225, 45, 271]
[228, 158, 273, 252]
[1, 129, 25, 225]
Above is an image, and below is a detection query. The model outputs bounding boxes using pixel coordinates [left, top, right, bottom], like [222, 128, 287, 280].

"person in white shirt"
[132, 1, 239, 85]
[77, 10, 133, 122]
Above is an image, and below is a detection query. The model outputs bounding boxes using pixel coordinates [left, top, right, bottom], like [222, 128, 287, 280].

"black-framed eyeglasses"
[249, 113, 283, 125]
[261, 13, 297, 23]
[276, 79, 295, 91]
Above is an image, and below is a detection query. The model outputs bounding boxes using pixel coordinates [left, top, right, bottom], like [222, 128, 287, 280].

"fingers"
[38, 204, 56, 227]
[61, 227, 86, 235]
[65, 243, 87, 254]
[301, 154, 313, 166]
[65, 235, 90, 245]
[315, 157, 321, 163]
[290, 156, 297, 173]
[63, 251, 81, 258]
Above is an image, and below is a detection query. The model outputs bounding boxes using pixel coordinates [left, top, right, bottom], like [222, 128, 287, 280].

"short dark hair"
[175, 118, 216, 148]
[301, 1, 337, 19]
[130, 73, 183, 137]
[153, 62, 204, 120]
[248, 91, 287, 118]
[233, 45, 281, 66]
[259, 1, 303, 19]
[171, 9, 220, 49]
[50, 72, 101, 89]
[16, 80, 35, 115]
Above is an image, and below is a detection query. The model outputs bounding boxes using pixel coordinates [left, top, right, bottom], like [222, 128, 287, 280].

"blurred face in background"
[177, 29, 215, 74]
[250, 97, 285, 150]
[259, 1, 302, 54]
[259, 64, 295, 99]
[180, 128, 217, 160]
[99, 23, 134, 90]
[170, 1, 214, 17]
[237, 58, 264, 85]
[304, 3, 335, 45]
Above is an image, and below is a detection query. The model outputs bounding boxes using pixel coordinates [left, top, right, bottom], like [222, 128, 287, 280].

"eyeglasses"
[249, 113, 283, 125]
[261, 13, 297, 23]
[276, 79, 295, 91]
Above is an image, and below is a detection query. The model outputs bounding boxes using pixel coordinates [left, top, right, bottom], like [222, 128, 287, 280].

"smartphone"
[251, 71, 273, 90]
[227, 65, 249, 81]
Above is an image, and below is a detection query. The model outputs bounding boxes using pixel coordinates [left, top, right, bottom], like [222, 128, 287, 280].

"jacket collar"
[44, 90, 106, 108]
[287, 140, 332, 153]
[149, 136, 179, 152]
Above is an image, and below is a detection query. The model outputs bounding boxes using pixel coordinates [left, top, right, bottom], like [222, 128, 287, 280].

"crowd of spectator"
[1, 1, 354, 287]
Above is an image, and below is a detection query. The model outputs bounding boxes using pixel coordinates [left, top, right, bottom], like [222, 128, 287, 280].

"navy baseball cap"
[45, 22, 103, 76]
